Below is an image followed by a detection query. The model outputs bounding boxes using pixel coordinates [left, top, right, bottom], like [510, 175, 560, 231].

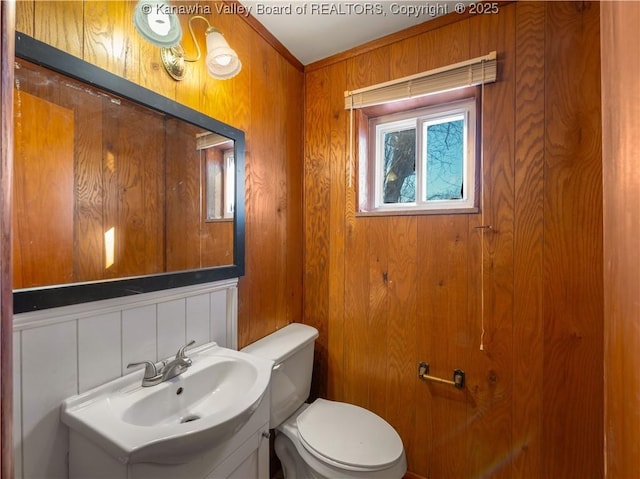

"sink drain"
[180, 414, 201, 424]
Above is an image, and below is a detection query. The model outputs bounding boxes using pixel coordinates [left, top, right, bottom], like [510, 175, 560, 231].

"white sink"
[61, 343, 273, 464]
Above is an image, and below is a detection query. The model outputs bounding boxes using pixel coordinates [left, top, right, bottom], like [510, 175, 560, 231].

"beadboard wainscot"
[13, 279, 238, 479]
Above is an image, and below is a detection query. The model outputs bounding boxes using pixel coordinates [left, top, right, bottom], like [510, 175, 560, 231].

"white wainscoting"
[12, 279, 238, 479]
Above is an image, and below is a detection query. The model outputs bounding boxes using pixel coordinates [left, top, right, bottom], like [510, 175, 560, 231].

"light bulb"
[215, 54, 232, 66]
[133, 1, 182, 48]
[146, 7, 170, 36]
[205, 29, 242, 79]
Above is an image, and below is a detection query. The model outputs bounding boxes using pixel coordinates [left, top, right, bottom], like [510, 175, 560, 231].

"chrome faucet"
[127, 340, 196, 387]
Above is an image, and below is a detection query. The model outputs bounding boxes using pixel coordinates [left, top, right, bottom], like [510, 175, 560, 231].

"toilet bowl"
[241, 323, 407, 479]
[275, 400, 407, 479]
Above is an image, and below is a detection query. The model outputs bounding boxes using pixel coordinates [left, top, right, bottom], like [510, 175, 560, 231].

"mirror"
[13, 33, 245, 313]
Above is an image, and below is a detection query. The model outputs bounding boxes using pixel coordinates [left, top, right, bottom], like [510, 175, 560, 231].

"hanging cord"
[479, 59, 487, 352]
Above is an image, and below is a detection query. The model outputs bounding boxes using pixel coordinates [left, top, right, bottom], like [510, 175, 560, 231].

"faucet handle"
[176, 339, 196, 360]
[176, 339, 196, 358]
[127, 360, 158, 379]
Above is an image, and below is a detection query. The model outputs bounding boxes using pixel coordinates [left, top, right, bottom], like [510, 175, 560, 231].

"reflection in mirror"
[199, 132, 235, 221]
[164, 120, 234, 272]
[13, 33, 245, 313]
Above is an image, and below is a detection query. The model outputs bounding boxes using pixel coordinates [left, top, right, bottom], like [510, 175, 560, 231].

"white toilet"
[241, 323, 407, 479]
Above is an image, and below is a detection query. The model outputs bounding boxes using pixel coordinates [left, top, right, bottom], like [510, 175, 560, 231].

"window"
[204, 148, 235, 220]
[364, 98, 476, 214]
[345, 51, 496, 216]
[198, 131, 236, 221]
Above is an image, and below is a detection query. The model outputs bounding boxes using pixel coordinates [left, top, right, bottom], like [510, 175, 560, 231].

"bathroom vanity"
[62, 343, 272, 478]
[67, 403, 270, 479]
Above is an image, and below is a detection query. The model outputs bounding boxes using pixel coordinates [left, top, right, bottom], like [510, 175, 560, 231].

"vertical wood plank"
[101, 99, 165, 278]
[385, 216, 417, 469]
[0, 1, 15, 476]
[543, 2, 604, 477]
[165, 119, 202, 271]
[366, 216, 388, 414]
[326, 60, 347, 400]
[70, 82, 105, 282]
[15, 0, 33, 36]
[513, 2, 545, 477]
[272, 54, 291, 333]
[415, 215, 469, 478]
[12, 92, 74, 288]
[243, 35, 283, 344]
[466, 5, 516, 478]
[303, 66, 331, 399]
[282, 60, 304, 331]
[601, 3, 640, 478]
[83, 1, 138, 81]
[33, 1, 82, 58]
[417, 19, 470, 72]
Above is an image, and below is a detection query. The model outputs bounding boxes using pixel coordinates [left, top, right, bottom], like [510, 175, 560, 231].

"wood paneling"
[601, 2, 640, 478]
[165, 122, 234, 270]
[165, 120, 204, 272]
[304, 3, 603, 477]
[73, 83, 105, 281]
[303, 65, 332, 401]
[7, 1, 609, 477]
[14, 0, 304, 348]
[34, 1, 82, 58]
[1, 1, 15, 476]
[102, 99, 165, 278]
[13, 92, 74, 288]
[513, 2, 545, 477]
[12, 64, 168, 287]
[543, 3, 603, 477]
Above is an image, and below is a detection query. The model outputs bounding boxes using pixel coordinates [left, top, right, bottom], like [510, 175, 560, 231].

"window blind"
[344, 51, 497, 110]
[196, 132, 233, 150]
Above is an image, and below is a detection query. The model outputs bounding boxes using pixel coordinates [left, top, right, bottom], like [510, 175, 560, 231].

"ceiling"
[239, 1, 458, 65]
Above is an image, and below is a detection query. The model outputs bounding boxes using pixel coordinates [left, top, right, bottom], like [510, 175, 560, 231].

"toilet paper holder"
[418, 361, 465, 389]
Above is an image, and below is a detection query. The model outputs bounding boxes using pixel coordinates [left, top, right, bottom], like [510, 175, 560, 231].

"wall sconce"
[133, 1, 183, 48]
[161, 16, 242, 81]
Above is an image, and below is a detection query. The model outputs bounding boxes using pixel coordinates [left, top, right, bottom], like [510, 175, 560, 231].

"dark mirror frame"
[13, 33, 245, 314]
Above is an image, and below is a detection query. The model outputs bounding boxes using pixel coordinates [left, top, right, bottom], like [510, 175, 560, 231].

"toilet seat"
[296, 399, 404, 471]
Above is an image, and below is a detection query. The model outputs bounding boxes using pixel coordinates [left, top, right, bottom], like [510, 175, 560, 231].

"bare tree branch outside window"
[425, 119, 464, 200]
[383, 129, 416, 203]
[382, 119, 464, 204]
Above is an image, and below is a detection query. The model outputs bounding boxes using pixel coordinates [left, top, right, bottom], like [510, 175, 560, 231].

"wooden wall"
[12, 65, 169, 288]
[601, 2, 640, 478]
[1, 1, 15, 476]
[9, 1, 609, 477]
[303, 2, 603, 478]
[14, 0, 304, 347]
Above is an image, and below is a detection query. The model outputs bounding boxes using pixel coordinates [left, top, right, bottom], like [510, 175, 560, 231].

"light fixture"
[161, 16, 242, 81]
[133, 0, 182, 48]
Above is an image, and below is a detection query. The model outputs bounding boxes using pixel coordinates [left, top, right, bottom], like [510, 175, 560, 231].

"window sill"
[356, 206, 479, 217]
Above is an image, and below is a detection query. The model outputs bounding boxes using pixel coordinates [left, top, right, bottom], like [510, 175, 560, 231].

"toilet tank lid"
[241, 323, 319, 364]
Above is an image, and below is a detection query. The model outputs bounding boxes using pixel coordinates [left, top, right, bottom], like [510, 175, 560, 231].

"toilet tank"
[241, 323, 319, 428]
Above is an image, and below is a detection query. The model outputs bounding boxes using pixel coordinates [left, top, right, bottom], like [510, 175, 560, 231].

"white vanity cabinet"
[68, 390, 270, 479]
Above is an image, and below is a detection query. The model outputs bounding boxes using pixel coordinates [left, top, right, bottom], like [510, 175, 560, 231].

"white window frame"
[365, 98, 476, 214]
[224, 149, 235, 219]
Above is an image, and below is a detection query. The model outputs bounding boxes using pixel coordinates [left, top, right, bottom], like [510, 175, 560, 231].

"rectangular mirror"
[13, 33, 245, 313]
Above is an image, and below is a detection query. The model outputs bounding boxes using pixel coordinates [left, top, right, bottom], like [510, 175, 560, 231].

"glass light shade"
[133, 1, 182, 48]
[205, 30, 242, 79]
